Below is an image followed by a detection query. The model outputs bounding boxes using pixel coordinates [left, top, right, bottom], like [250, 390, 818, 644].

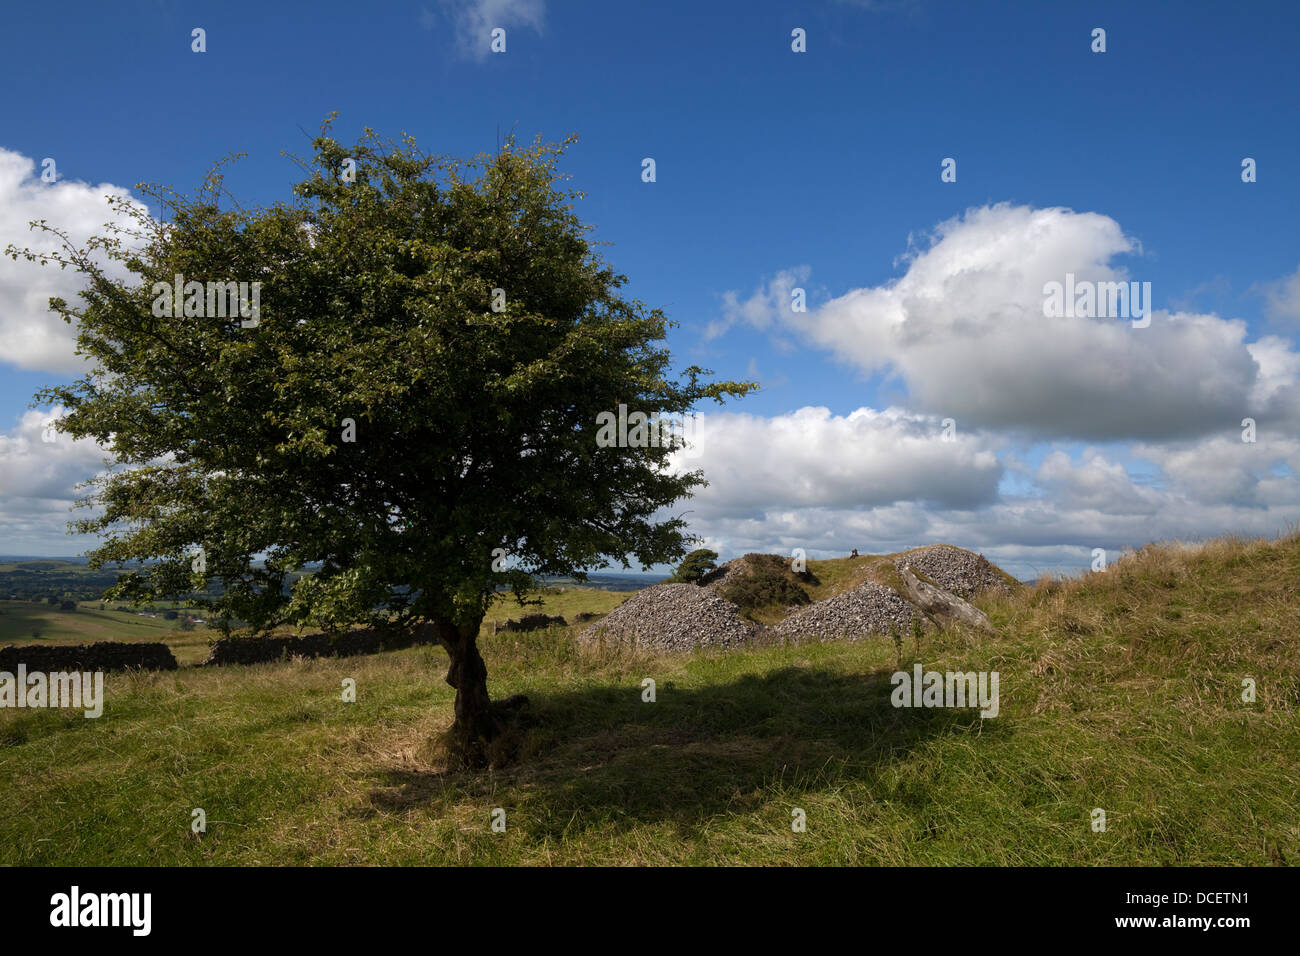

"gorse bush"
[718, 553, 819, 620]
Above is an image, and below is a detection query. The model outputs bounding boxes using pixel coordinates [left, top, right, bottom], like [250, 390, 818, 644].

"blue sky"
[2, 0, 1299, 578]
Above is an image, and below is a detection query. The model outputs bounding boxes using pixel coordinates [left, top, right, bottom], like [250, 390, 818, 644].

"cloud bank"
[693, 204, 1300, 576]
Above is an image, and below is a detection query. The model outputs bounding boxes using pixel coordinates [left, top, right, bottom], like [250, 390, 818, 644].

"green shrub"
[717, 553, 817, 619]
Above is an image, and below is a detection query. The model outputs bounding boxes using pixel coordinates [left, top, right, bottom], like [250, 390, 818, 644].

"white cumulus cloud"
[737, 204, 1300, 442]
[0, 148, 144, 375]
[0, 407, 110, 554]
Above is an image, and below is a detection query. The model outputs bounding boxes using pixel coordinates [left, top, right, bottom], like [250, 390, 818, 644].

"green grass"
[1, 534, 1297, 865]
[482, 586, 628, 628]
[804, 555, 879, 600]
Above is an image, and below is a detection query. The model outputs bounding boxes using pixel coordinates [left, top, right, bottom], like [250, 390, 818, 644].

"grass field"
[0, 601, 213, 667]
[483, 586, 629, 628]
[1, 535, 1297, 865]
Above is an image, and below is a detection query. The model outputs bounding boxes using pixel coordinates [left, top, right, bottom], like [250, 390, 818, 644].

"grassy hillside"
[0, 601, 180, 642]
[482, 586, 629, 628]
[806, 545, 1021, 603]
[1, 534, 1296, 865]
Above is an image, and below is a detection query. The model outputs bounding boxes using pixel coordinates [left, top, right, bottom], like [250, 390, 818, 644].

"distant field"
[0, 600, 182, 642]
[0, 560, 114, 574]
[0, 601, 213, 666]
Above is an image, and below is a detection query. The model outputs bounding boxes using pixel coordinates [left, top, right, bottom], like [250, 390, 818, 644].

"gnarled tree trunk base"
[430, 617, 530, 769]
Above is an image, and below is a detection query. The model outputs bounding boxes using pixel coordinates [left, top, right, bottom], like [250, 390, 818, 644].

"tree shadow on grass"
[364, 665, 1004, 840]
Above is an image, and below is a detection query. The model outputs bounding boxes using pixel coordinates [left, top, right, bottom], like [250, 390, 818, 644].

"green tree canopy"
[7, 120, 753, 763]
[668, 548, 719, 584]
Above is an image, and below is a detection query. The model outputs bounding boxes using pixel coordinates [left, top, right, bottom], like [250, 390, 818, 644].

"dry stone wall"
[0, 642, 178, 672]
[204, 624, 437, 665]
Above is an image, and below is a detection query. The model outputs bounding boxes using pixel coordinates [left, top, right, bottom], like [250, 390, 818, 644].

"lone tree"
[668, 548, 719, 584]
[7, 121, 752, 765]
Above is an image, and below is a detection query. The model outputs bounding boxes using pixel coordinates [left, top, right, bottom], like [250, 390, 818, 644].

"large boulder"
[896, 565, 995, 634]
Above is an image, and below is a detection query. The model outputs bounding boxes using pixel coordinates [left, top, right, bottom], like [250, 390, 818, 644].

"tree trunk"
[432, 617, 496, 765]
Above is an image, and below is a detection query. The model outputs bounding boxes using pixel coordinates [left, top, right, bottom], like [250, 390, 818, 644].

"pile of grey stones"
[772, 580, 922, 642]
[578, 545, 1015, 653]
[891, 545, 1015, 599]
[578, 582, 757, 652]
